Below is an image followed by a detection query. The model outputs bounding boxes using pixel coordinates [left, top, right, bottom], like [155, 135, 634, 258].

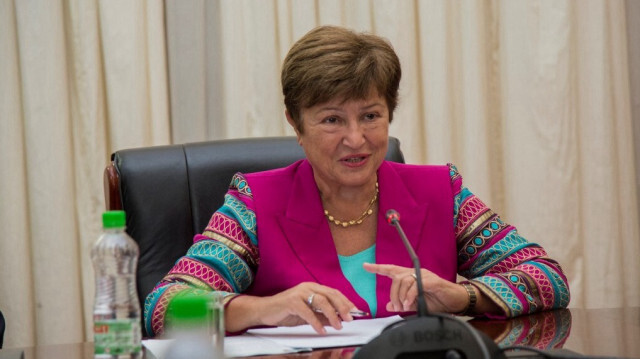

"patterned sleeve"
[449, 164, 570, 318]
[143, 173, 259, 337]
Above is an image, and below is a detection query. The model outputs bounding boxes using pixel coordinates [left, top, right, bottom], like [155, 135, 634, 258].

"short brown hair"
[281, 26, 401, 133]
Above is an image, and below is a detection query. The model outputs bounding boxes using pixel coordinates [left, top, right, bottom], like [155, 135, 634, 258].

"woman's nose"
[342, 121, 366, 148]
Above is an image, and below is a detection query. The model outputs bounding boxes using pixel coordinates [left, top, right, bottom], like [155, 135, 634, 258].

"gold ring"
[411, 273, 417, 280]
[307, 293, 316, 306]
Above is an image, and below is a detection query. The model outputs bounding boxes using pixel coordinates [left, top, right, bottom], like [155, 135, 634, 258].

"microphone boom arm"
[387, 215, 429, 317]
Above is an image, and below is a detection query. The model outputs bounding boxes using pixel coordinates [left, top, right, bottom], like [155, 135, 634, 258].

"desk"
[3, 307, 638, 359]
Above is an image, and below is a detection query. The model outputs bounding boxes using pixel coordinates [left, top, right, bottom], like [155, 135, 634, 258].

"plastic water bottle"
[92, 210, 142, 358]
[164, 293, 223, 359]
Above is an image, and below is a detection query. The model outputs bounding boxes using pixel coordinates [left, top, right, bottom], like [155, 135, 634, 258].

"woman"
[144, 26, 569, 337]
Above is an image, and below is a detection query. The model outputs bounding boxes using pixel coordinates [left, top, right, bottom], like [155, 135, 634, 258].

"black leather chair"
[104, 136, 404, 336]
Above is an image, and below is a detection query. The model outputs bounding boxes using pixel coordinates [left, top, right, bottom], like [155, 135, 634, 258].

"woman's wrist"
[225, 295, 263, 332]
[454, 281, 503, 317]
[455, 282, 477, 316]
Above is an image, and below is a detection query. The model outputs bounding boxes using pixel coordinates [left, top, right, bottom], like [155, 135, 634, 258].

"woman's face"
[287, 91, 390, 191]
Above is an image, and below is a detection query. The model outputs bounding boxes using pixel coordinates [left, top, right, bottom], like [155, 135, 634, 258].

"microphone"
[386, 209, 428, 317]
[352, 209, 505, 359]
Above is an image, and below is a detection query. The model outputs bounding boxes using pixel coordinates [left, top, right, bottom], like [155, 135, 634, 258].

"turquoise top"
[338, 245, 377, 318]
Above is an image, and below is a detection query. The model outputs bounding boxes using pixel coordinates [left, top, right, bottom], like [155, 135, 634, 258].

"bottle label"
[94, 319, 142, 355]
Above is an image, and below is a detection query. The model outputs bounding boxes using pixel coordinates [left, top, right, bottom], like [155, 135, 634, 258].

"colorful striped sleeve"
[449, 164, 570, 318]
[143, 173, 259, 337]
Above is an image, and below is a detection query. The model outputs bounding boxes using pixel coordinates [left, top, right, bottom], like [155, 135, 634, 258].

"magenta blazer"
[243, 159, 457, 318]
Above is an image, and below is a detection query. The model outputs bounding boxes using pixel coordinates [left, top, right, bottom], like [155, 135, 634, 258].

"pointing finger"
[363, 262, 405, 277]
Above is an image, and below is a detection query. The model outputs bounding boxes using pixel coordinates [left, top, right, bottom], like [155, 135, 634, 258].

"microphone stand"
[352, 210, 505, 359]
[387, 213, 428, 318]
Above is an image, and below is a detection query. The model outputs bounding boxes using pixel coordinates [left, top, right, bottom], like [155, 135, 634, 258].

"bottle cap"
[102, 210, 126, 229]
[167, 292, 210, 327]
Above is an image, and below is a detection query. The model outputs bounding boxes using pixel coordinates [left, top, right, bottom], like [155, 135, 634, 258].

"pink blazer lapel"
[276, 161, 370, 311]
[374, 162, 429, 317]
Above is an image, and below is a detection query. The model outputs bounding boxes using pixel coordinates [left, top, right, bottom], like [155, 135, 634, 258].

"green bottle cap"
[102, 210, 126, 229]
[167, 292, 210, 327]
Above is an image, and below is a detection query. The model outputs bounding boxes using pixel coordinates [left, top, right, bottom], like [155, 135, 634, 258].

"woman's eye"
[323, 116, 339, 124]
[364, 113, 378, 121]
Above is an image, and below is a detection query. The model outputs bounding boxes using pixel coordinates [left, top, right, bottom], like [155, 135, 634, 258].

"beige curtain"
[0, 0, 638, 349]
[629, 1, 640, 234]
[0, 0, 169, 348]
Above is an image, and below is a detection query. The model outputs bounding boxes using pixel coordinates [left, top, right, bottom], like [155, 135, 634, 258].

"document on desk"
[245, 315, 403, 350]
[143, 315, 404, 358]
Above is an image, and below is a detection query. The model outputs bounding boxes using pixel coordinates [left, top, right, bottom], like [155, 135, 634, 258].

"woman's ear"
[285, 110, 303, 145]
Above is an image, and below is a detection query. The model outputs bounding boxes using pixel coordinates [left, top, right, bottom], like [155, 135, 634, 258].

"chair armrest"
[104, 161, 122, 210]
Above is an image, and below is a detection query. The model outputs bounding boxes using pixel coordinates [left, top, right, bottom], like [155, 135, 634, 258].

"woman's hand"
[363, 263, 469, 314]
[226, 282, 358, 335]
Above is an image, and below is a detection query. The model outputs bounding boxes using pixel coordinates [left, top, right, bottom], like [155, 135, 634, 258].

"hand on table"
[248, 282, 359, 335]
[363, 263, 469, 314]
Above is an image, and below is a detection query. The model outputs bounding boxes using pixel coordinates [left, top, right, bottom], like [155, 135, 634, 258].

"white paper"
[143, 316, 404, 358]
[142, 339, 174, 359]
[246, 315, 403, 350]
[224, 335, 308, 357]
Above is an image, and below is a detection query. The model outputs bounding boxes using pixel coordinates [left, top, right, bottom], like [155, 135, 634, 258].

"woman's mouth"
[341, 155, 369, 167]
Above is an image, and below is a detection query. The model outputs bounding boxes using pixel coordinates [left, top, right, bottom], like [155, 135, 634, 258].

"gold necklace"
[324, 182, 379, 228]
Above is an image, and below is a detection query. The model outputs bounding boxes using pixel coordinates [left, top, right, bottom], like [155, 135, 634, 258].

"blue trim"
[187, 241, 253, 292]
[144, 285, 170, 336]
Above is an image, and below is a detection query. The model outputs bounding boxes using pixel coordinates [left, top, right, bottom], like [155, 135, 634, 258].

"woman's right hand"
[226, 282, 358, 334]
